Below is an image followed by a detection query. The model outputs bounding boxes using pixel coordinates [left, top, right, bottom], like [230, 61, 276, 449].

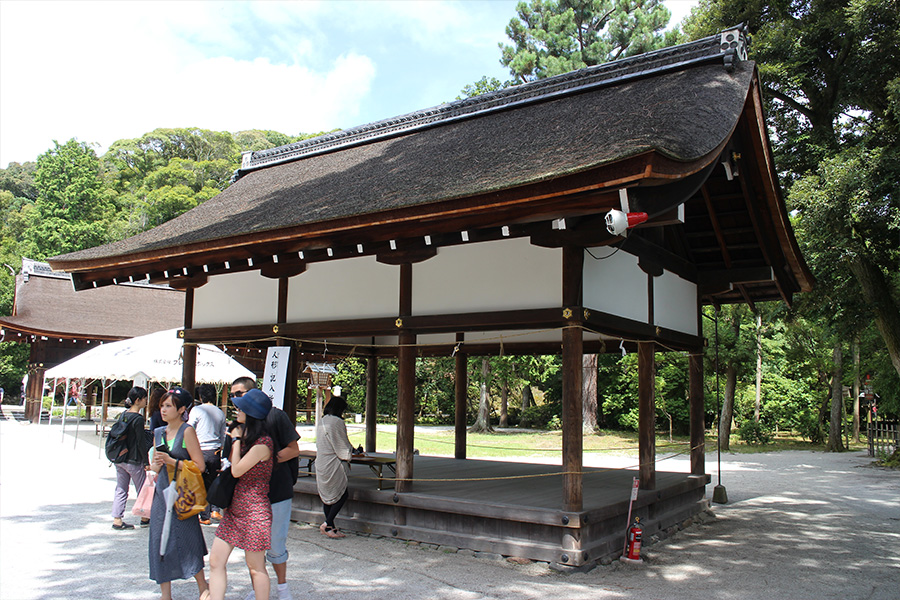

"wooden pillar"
[26, 364, 45, 424]
[365, 356, 378, 453]
[561, 246, 583, 512]
[638, 341, 656, 489]
[395, 263, 415, 493]
[180, 288, 196, 393]
[689, 352, 706, 476]
[454, 333, 467, 460]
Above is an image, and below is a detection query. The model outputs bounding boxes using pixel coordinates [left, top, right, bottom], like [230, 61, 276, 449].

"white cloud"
[0, 1, 375, 165]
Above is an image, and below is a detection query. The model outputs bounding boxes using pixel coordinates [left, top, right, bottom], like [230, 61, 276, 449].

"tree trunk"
[852, 334, 860, 443]
[519, 385, 533, 428]
[754, 312, 762, 422]
[499, 380, 508, 428]
[848, 254, 900, 378]
[827, 342, 845, 452]
[468, 358, 493, 433]
[521, 385, 533, 410]
[582, 353, 598, 434]
[719, 363, 737, 452]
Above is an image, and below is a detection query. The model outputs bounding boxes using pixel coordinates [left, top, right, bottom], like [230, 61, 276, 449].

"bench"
[295, 450, 397, 490]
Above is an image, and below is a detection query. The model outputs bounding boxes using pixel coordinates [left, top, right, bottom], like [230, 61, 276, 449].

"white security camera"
[605, 209, 629, 236]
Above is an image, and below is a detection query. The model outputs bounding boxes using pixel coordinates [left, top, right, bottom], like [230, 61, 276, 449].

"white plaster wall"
[582, 248, 648, 323]
[653, 270, 698, 336]
[288, 256, 399, 322]
[193, 270, 279, 327]
[413, 238, 561, 315]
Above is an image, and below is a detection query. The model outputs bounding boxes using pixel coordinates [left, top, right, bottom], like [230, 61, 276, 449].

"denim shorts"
[266, 498, 292, 564]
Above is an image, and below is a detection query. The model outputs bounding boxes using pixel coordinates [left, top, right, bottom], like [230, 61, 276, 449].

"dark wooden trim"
[396, 330, 416, 492]
[181, 342, 197, 397]
[454, 333, 467, 460]
[261, 257, 307, 279]
[689, 352, 705, 476]
[620, 234, 697, 282]
[377, 246, 437, 265]
[399, 263, 412, 317]
[561, 246, 584, 512]
[277, 277, 288, 324]
[365, 356, 378, 453]
[166, 273, 209, 290]
[638, 341, 656, 489]
[698, 267, 775, 289]
[184, 288, 194, 330]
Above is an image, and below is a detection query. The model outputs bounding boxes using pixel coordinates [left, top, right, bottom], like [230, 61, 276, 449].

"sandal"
[324, 527, 345, 539]
[112, 522, 134, 530]
[140, 519, 150, 527]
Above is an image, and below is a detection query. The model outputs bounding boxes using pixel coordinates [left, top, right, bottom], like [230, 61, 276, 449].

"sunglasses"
[229, 390, 245, 400]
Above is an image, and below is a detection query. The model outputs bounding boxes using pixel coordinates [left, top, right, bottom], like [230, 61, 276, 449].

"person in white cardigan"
[315, 389, 362, 538]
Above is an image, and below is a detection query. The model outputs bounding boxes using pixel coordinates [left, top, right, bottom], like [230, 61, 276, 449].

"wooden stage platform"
[291, 454, 710, 567]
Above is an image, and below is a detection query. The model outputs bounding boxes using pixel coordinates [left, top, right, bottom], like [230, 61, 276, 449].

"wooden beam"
[277, 277, 288, 324]
[454, 333, 467, 460]
[396, 330, 416, 493]
[396, 263, 415, 493]
[181, 289, 197, 393]
[689, 352, 705, 476]
[638, 341, 656, 489]
[561, 246, 583, 512]
[365, 356, 378, 453]
[376, 246, 437, 265]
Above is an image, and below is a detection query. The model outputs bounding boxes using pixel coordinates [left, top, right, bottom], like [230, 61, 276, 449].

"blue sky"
[0, 0, 698, 167]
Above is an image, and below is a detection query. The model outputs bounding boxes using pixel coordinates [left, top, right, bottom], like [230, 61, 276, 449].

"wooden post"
[638, 341, 656, 489]
[689, 352, 705, 476]
[395, 263, 415, 492]
[181, 289, 197, 393]
[562, 246, 583, 512]
[454, 333, 467, 460]
[365, 356, 378, 453]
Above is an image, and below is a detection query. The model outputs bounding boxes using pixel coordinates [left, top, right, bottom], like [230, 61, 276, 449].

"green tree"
[22, 139, 113, 259]
[500, 0, 674, 82]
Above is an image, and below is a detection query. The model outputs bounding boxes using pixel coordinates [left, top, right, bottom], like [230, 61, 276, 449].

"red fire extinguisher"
[622, 517, 643, 563]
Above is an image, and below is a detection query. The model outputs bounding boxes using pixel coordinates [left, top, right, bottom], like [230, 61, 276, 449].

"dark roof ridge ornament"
[232, 25, 750, 181]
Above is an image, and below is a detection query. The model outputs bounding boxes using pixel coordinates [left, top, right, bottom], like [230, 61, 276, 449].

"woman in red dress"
[208, 389, 274, 600]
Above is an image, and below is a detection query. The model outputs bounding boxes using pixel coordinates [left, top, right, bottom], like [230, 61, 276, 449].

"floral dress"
[215, 435, 274, 551]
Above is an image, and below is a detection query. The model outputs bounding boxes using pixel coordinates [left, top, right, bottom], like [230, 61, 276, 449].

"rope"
[349, 443, 704, 483]
[186, 323, 693, 357]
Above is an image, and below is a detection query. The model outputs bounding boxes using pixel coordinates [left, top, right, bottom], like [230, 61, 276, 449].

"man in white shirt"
[189, 383, 226, 524]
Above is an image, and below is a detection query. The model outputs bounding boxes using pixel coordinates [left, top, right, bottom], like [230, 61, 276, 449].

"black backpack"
[105, 413, 131, 463]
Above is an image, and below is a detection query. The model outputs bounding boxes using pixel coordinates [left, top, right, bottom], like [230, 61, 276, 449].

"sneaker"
[277, 582, 292, 600]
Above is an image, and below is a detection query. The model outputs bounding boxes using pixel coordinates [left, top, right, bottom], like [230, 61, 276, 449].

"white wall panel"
[413, 238, 561, 315]
[582, 248, 648, 323]
[288, 256, 399, 322]
[653, 270, 698, 336]
[193, 270, 279, 327]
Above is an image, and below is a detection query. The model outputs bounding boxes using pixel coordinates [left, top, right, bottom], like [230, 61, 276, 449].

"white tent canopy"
[45, 328, 254, 384]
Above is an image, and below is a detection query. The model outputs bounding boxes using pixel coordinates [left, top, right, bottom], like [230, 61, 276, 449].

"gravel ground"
[1, 416, 898, 600]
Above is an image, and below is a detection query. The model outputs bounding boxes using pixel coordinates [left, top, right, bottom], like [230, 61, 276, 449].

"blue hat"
[232, 388, 272, 420]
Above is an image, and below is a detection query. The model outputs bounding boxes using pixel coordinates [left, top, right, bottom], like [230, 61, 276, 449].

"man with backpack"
[107, 387, 150, 529]
[190, 383, 227, 524]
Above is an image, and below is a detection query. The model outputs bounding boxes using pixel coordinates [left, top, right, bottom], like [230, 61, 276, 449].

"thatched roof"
[48, 27, 812, 306]
[0, 259, 183, 341]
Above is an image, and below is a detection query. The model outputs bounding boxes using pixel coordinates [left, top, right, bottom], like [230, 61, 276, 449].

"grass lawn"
[310, 425, 868, 459]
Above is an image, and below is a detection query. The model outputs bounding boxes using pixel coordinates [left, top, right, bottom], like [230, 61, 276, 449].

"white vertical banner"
[263, 346, 291, 410]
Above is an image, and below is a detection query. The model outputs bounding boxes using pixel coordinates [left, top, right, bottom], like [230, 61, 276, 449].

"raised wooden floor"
[291, 454, 709, 566]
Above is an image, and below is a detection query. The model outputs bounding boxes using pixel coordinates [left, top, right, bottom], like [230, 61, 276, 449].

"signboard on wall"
[263, 346, 291, 410]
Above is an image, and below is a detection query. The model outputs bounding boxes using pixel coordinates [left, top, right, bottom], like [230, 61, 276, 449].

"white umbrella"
[45, 328, 253, 384]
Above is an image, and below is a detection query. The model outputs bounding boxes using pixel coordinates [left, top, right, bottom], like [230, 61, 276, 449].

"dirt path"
[1, 417, 897, 600]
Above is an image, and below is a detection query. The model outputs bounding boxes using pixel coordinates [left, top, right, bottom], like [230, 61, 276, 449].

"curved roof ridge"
[236, 25, 748, 177]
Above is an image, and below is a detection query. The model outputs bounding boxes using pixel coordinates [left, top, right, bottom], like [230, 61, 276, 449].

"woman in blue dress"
[149, 387, 209, 600]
